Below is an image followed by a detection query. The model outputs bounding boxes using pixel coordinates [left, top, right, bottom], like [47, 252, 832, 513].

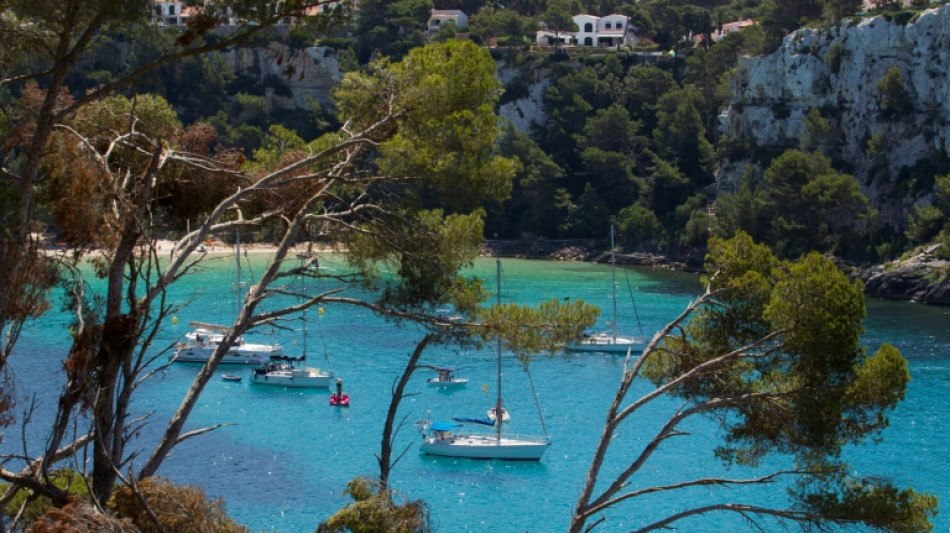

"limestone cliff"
[719, 5, 950, 229]
[218, 42, 344, 111]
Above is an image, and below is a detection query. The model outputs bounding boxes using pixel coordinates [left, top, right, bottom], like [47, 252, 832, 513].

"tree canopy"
[569, 232, 937, 532]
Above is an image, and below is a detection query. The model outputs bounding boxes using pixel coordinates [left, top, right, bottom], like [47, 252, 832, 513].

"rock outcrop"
[218, 43, 344, 111]
[720, 6, 950, 229]
[854, 245, 950, 304]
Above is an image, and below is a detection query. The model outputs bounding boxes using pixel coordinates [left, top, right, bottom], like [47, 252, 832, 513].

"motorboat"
[427, 367, 469, 388]
[250, 356, 332, 388]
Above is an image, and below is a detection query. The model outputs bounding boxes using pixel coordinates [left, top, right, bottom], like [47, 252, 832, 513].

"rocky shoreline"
[482, 239, 950, 306]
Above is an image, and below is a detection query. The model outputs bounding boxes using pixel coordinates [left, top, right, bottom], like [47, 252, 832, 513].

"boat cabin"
[435, 367, 455, 382]
[429, 421, 457, 441]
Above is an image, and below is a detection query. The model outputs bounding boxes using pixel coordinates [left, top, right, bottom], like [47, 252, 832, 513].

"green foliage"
[2, 469, 91, 526]
[825, 42, 845, 74]
[317, 477, 429, 533]
[906, 174, 950, 250]
[560, 183, 610, 238]
[651, 88, 716, 187]
[740, 149, 876, 259]
[635, 233, 935, 531]
[617, 204, 665, 248]
[803, 107, 833, 153]
[109, 477, 249, 533]
[469, 8, 535, 44]
[481, 297, 600, 358]
[542, 0, 582, 36]
[354, 0, 432, 63]
[877, 65, 913, 119]
[490, 124, 567, 238]
[336, 40, 516, 212]
[431, 20, 459, 42]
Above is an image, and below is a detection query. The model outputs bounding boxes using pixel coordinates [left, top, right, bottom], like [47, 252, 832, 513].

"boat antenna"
[623, 267, 645, 337]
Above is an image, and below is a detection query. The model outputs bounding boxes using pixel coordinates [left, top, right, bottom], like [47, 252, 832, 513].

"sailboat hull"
[250, 367, 332, 388]
[566, 335, 646, 354]
[421, 434, 551, 461]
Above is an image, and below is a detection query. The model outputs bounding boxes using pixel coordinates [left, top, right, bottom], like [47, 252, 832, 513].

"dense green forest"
[44, 0, 950, 266]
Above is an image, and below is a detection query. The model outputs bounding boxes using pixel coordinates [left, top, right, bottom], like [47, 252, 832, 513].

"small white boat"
[487, 406, 510, 422]
[222, 374, 242, 382]
[427, 367, 469, 388]
[250, 356, 333, 388]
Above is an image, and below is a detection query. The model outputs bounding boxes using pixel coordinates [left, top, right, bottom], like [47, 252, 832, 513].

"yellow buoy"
[69, 326, 76, 337]
[172, 316, 178, 325]
[319, 307, 325, 315]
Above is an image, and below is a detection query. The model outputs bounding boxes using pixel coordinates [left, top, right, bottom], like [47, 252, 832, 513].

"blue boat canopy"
[452, 416, 495, 427]
[430, 421, 459, 432]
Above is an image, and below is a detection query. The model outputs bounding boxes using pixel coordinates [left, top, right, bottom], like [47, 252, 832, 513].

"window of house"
[584, 22, 593, 32]
[168, 4, 175, 15]
[605, 22, 612, 29]
[616, 23, 623, 30]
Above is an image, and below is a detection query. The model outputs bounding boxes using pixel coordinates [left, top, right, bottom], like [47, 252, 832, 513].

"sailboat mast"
[610, 224, 618, 343]
[235, 228, 242, 318]
[496, 259, 503, 441]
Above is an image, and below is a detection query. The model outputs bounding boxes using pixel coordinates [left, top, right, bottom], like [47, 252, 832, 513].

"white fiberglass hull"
[427, 378, 469, 388]
[250, 367, 332, 388]
[566, 334, 646, 354]
[171, 342, 284, 365]
[420, 434, 550, 461]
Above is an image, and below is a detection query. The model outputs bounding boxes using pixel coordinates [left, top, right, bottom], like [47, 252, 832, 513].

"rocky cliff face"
[219, 42, 344, 111]
[720, 6, 950, 229]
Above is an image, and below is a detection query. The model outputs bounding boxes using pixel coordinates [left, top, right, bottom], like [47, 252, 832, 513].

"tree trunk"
[378, 334, 433, 490]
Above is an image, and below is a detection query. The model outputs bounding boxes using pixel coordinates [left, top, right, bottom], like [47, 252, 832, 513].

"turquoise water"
[4, 256, 949, 532]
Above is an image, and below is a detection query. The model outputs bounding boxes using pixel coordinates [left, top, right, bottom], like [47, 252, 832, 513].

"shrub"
[109, 477, 249, 533]
[3, 468, 91, 526]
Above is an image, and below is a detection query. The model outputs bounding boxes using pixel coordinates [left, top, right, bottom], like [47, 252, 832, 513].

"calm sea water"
[4, 256, 948, 532]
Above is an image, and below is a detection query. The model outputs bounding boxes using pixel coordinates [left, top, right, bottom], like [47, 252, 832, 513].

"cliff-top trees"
[570, 232, 937, 533]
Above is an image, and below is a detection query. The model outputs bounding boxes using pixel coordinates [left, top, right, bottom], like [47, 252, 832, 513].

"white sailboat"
[566, 225, 647, 354]
[249, 356, 332, 388]
[250, 255, 333, 388]
[171, 230, 283, 364]
[419, 261, 551, 461]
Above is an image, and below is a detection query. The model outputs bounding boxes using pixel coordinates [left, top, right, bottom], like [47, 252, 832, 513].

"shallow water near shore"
[5, 256, 949, 532]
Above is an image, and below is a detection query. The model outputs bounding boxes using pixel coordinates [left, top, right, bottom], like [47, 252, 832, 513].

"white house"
[152, 1, 185, 26]
[428, 9, 469, 35]
[536, 13, 632, 47]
